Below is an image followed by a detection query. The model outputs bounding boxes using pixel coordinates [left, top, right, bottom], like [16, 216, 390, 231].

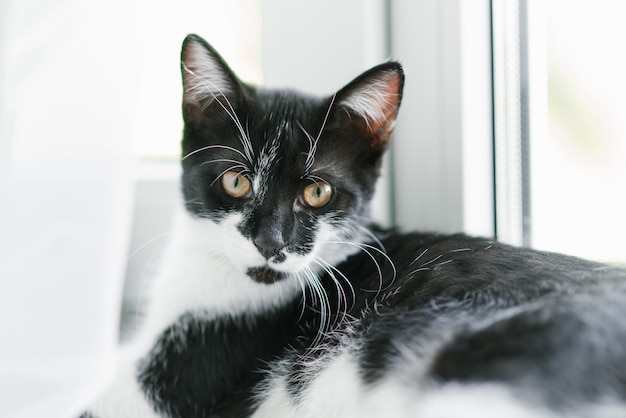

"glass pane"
[531, 0, 626, 264]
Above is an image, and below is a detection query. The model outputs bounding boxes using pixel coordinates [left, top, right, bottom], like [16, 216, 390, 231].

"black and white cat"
[86, 34, 626, 418]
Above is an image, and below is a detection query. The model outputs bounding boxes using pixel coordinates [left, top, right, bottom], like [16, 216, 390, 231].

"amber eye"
[302, 181, 333, 208]
[221, 171, 251, 198]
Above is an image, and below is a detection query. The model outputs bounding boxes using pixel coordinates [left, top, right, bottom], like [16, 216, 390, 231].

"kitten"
[85, 34, 626, 418]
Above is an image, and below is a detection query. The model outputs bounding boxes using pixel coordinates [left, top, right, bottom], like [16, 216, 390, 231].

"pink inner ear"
[370, 74, 403, 147]
[339, 71, 403, 149]
[182, 41, 233, 108]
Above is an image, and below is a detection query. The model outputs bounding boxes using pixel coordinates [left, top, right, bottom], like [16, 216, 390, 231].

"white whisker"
[408, 267, 431, 276]
[199, 158, 249, 168]
[209, 165, 250, 188]
[317, 93, 336, 142]
[410, 248, 429, 266]
[314, 258, 357, 329]
[181, 144, 248, 162]
[243, 118, 254, 162]
[323, 240, 396, 293]
[298, 93, 336, 176]
[299, 266, 331, 348]
[298, 123, 317, 175]
[293, 273, 309, 322]
[353, 223, 387, 255]
[305, 174, 329, 184]
[126, 231, 173, 262]
[420, 253, 444, 267]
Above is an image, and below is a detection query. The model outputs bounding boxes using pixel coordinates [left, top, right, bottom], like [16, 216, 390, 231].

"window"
[533, 0, 626, 264]
[493, 0, 626, 264]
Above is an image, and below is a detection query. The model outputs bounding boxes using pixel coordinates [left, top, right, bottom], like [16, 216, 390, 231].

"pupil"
[234, 177, 239, 188]
[316, 186, 322, 198]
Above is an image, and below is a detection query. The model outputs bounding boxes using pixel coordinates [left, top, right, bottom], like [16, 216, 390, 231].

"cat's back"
[258, 232, 626, 417]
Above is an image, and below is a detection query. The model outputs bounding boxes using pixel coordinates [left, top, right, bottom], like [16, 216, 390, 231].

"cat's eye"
[302, 181, 333, 208]
[221, 171, 251, 198]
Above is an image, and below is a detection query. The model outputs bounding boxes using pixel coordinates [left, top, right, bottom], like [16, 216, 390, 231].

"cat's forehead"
[253, 87, 325, 111]
[245, 89, 332, 154]
[249, 88, 327, 132]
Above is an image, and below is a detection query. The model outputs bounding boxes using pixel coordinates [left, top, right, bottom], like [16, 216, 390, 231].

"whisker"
[410, 248, 429, 266]
[317, 93, 336, 142]
[126, 231, 173, 262]
[304, 174, 329, 184]
[420, 253, 444, 267]
[313, 259, 347, 326]
[243, 118, 255, 162]
[293, 273, 309, 323]
[352, 223, 387, 255]
[316, 257, 356, 309]
[314, 258, 357, 328]
[300, 266, 331, 347]
[199, 158, 249, 168]
[323, 240, 397, 293]
[298, 93, 337, 176]
[209, 165, 250, 188]
[182, 144, 249, 162]
[298, 123, 317, 175]
[408, 267, 431, 276]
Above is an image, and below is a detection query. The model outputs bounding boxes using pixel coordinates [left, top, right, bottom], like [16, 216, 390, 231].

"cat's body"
[86, 34, 626, 418]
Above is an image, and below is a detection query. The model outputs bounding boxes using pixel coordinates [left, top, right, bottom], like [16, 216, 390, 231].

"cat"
[84, 33, 626, 418]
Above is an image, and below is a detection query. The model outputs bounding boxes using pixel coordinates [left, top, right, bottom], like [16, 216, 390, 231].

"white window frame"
[389, 0, 495, 237]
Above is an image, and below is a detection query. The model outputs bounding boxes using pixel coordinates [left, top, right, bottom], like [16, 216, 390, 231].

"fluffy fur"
[84, 34, 626, 418]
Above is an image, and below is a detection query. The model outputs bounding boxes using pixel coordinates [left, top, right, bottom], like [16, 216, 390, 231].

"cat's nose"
[253, 231, 286, 260]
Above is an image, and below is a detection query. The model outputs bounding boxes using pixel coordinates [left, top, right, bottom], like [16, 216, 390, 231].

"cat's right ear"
[334, 62, 404, 151]
[180, 34, 242, 119]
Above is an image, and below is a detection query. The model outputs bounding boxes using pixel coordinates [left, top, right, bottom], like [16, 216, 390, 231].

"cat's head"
[179, 34, 403, 285]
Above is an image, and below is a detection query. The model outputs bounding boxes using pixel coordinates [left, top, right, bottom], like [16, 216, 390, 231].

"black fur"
[429, 288, 626, 409]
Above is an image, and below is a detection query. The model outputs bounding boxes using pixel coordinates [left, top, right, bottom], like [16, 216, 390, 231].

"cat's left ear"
[335, 62, 404, 149]
[180, 34, 243, 119]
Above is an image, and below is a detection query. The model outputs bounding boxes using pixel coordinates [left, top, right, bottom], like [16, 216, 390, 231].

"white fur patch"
[252, 138, 280, 202]
[250, 375, 296, 418]
[295, 349, 363, 418]
[252, 347, 364, 418]
[408, 383, 558, 418]
[142, 210, 300, 340]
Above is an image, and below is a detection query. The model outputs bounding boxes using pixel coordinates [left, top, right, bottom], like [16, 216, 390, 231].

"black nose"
[253, 231, 286, 260]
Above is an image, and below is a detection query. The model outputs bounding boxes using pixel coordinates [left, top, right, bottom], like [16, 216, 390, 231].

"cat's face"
[179, 34, 403, 285]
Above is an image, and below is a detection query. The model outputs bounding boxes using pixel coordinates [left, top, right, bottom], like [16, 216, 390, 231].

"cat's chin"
[246, 266, 288, 284]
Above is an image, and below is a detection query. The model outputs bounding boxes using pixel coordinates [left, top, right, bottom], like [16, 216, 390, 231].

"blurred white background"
[531, 0, 626, 262]
[1, 1, 624, 417]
